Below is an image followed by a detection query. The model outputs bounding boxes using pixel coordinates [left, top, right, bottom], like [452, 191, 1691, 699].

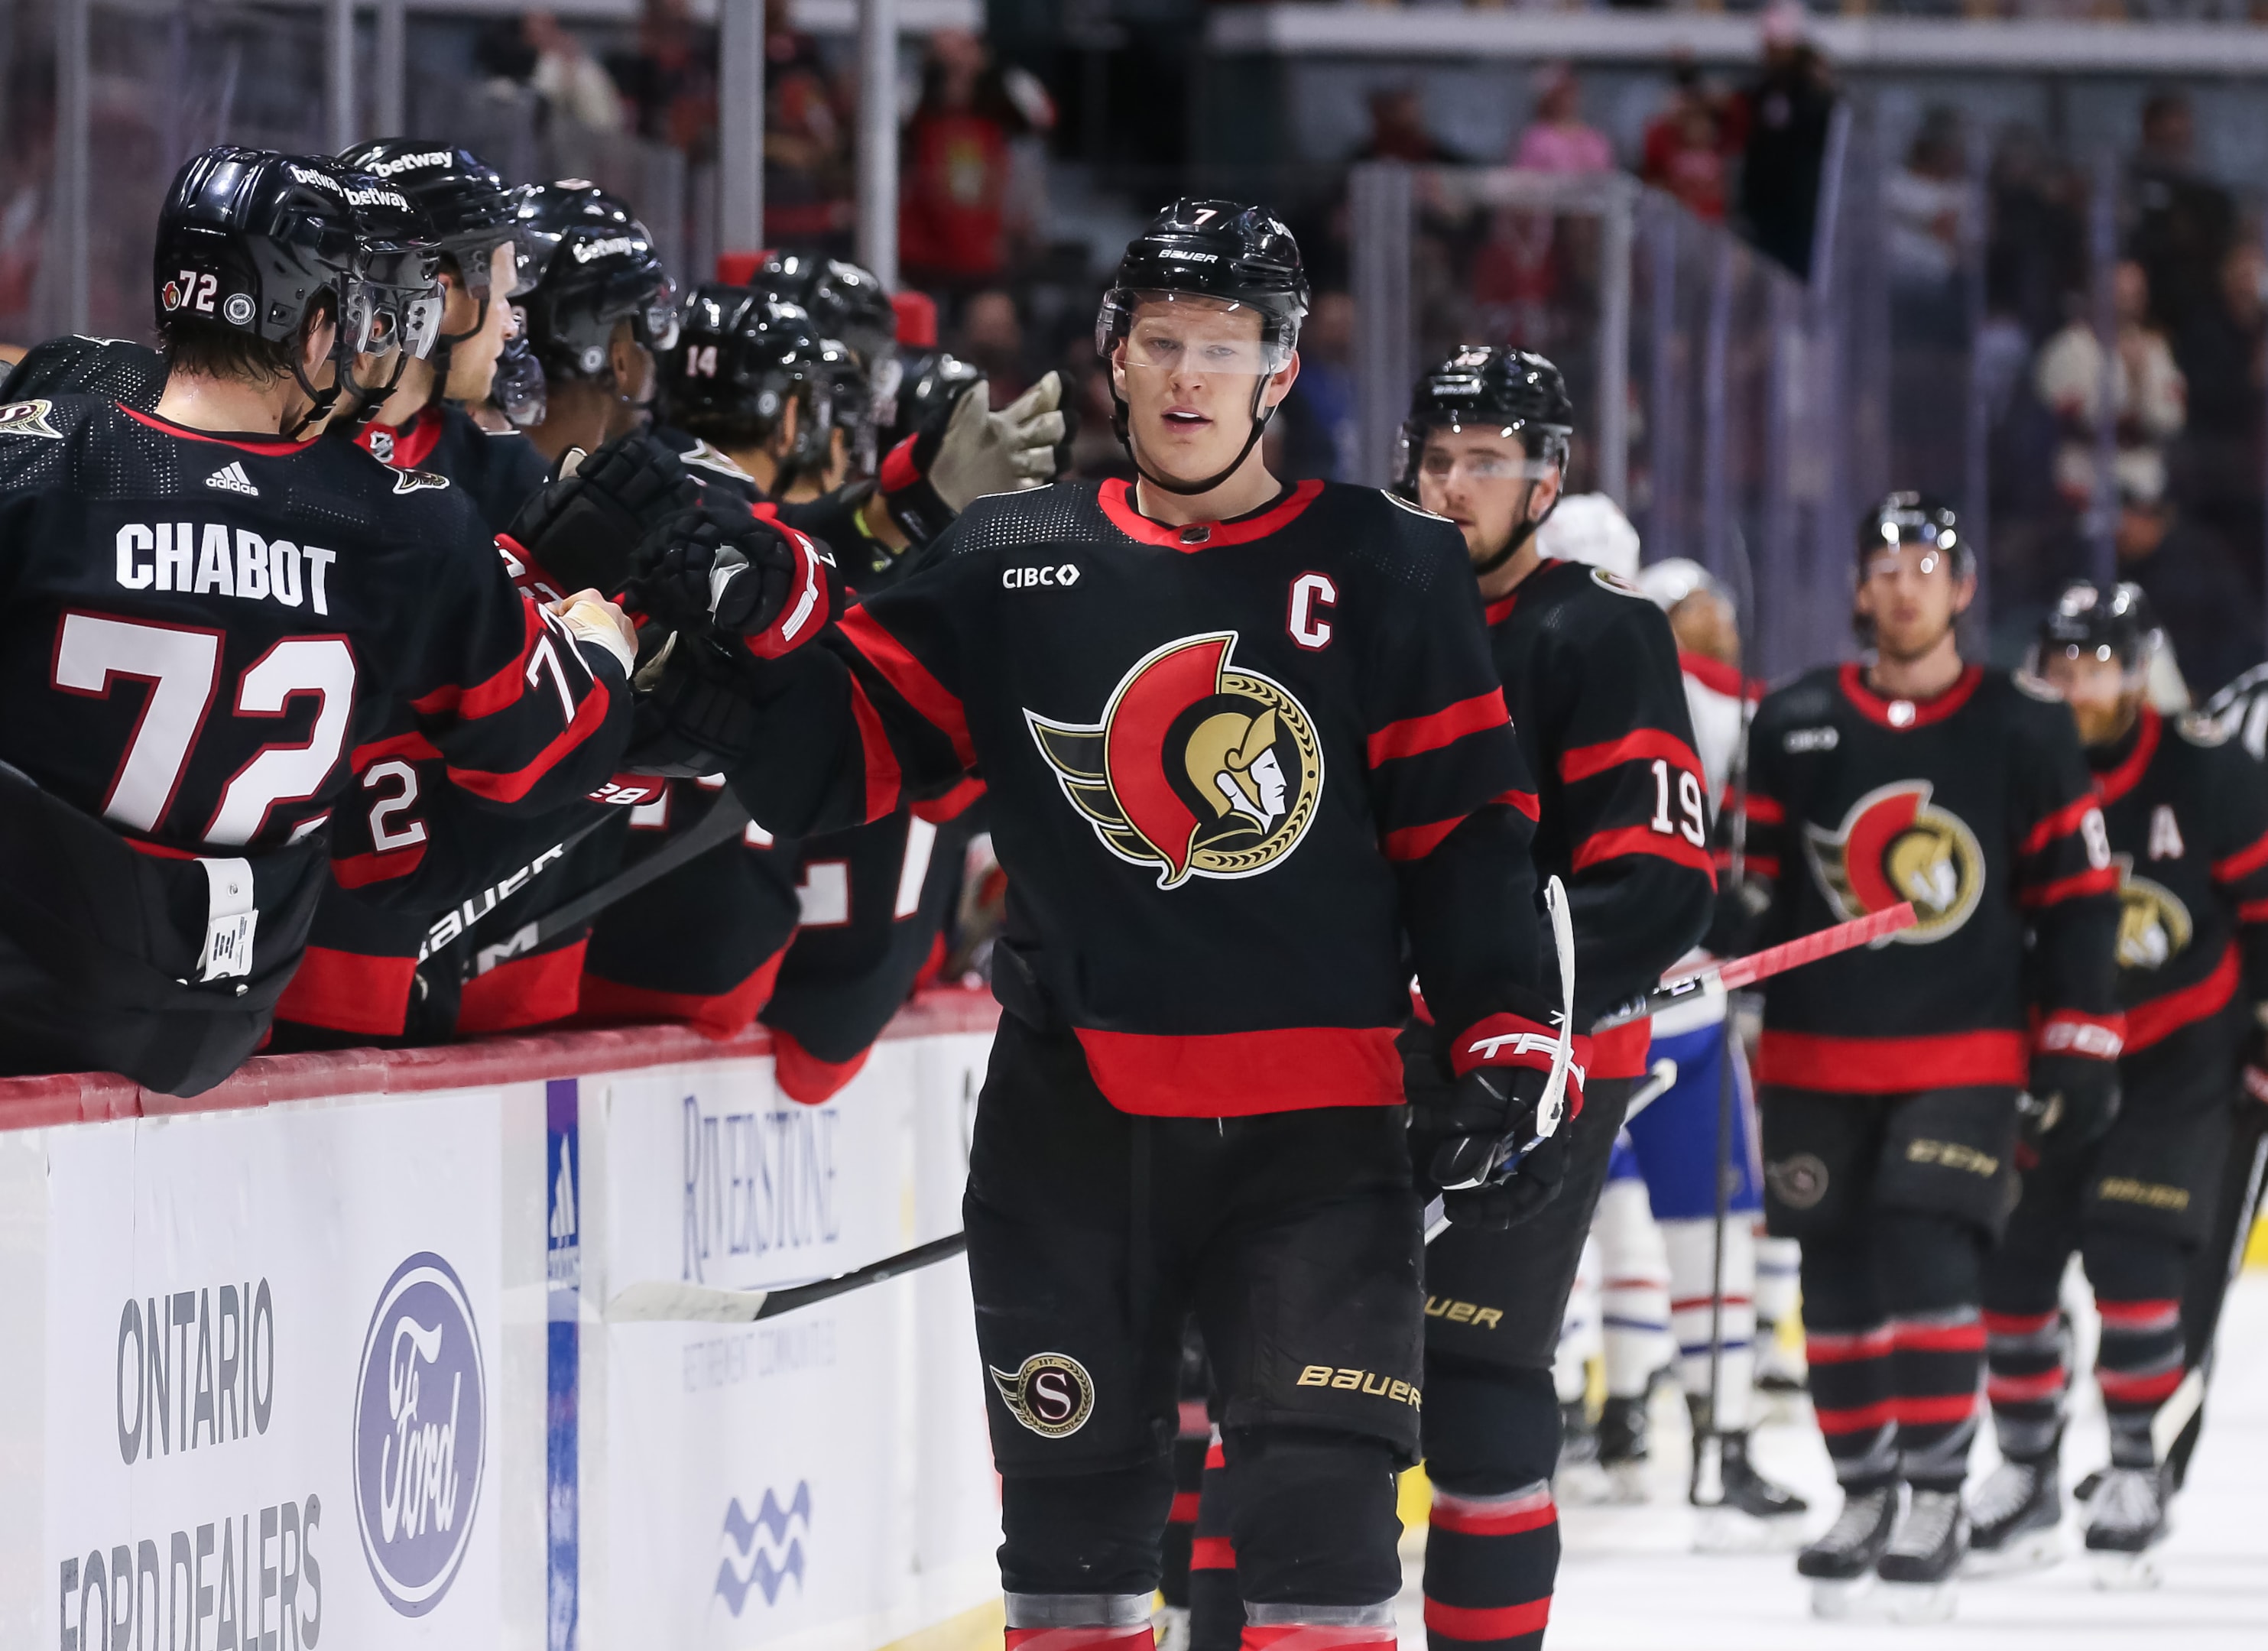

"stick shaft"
[1597, 902, 1917, 1030]
[751, 1231, 968, 1320]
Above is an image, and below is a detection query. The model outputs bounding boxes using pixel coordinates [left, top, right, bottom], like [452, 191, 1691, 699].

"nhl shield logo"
[1027, 631, 1323, 890]
[2114, 858, 2192, 970]
[1803, 780, 1984, 942]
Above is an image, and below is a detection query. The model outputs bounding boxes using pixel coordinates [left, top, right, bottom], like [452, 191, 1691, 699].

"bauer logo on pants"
[1026, 631, 1322, 890]
[353, 1251, 487, 1616]
[990, 1351, 1096, 1438]
[1803, 780, 1984, 942]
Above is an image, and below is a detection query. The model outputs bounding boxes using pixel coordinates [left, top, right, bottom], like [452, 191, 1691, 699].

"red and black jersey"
[355, 403, 550, 536]
[0, 397, 625, 855]
[761, 778, 985, 1100]
[1482, 556, 1716, 1076]
[722, 477, 1553, 1119]
[0, 335, 167, 409]
[1737, 662, 2122, 1093]
[2086, 705, 2268, 1053]
[654, 421, 899, 589]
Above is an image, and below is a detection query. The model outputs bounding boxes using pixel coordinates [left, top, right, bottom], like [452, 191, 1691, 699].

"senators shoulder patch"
[2176, 710, 2231, 748]
[0, 399, 65, 440]
[392, 468, 450, 495]
[2013, 670, 2065, 703]
[1590, 565, 1648, 599]
[1381, 489, 1452, 523]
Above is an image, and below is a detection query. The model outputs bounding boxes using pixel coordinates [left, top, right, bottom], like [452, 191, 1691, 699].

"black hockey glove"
[628, 503, 840, 660]
[880, 371, 1066, 546]
[622, 631, 764, 777]
[1416, 1004, 1592, 1231]
[2022, 1015, 2124, 1156]
[504, 432, 698, 599]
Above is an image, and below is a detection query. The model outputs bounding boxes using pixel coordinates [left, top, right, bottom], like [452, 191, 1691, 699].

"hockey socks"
[1422, 1482, 1558, 1651]
[1006, 1596, 1157, 1651]
[1189, 1432, 1241, 1651]
[2096, 1296, 2185, 1465]
[1161, 1399, 1211, 1610]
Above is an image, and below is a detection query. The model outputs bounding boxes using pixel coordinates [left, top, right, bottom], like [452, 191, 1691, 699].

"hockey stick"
[607, 1231, 968, 1323]
[529, 793, 752, 948]
[1592, 901, 1919, 1031]
[1620, 1056, 1680, 1125]
[2153, 1115, 2268, 1471]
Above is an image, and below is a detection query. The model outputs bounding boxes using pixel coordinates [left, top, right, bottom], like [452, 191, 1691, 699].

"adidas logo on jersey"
[206, 462, 259, 496]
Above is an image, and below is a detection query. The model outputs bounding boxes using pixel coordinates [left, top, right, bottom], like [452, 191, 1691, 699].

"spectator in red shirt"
[1643, 64, 1733, 223]
[898, 29, 1053, 291]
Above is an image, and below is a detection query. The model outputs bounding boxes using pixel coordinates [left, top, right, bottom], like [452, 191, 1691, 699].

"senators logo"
[0, 398, 63, 440]
[2114, 857, 2192, 970]
[1803, 780, 1984, 942]
[1027, 631, 1322, 889]
[989, 1351, 1095, 1439]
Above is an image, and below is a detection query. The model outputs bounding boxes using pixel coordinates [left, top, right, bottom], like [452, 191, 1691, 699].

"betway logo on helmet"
[342, 185, 410, 211]
[365, 150, 453, 177]
[571, 235, 644, 264]
[287, 163, 344, 193]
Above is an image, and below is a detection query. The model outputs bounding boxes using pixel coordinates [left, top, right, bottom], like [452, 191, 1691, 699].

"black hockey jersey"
[355, 402, 550, 534]
[1483, 556, 1716, 1075]
[2086, 705, 2268, 1052]
[724, 477, 1550, 1118]
[1, 336, 166, 409]
[1738, 663, 2122, 1093]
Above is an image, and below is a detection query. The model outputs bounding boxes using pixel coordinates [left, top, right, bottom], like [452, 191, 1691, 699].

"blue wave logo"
[714, 1484, 810, 1614]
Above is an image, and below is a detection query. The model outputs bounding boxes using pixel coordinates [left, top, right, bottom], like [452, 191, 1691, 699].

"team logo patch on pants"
[990, 1351, 1097, 1438]
[1766, 1152, 1829, 1209]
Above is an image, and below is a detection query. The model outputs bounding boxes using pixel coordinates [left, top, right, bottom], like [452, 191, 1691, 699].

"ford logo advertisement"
[352, 1251, 487, 1617]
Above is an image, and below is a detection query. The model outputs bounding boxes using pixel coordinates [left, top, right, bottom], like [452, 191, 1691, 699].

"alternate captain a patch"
[1026, 631, 1322, 889]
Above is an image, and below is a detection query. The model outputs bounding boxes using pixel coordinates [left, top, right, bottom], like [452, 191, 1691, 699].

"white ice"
[1394, 1270, 2268, 1648]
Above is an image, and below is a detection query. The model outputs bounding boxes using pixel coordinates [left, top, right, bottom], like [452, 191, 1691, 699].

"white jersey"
[1679, 652, 1750, 809]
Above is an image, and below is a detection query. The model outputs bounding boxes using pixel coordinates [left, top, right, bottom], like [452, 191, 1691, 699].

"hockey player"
[0, 147, 634, 1090]
[1390, 347, 1716, 1647]
[633, 199, 1570, 1651]
[1968, 582, 2268, 1581]
[1733, 495, 2123, 1618]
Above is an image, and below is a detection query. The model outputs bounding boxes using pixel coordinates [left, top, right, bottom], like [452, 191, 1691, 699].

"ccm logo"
[1004, 563, 1082, 589]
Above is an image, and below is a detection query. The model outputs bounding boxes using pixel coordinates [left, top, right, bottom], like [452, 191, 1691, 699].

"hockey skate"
[2084, 1466, 2169, 1591]
[1692, 1429, 1809, 1552]
[1796, 1482, 1898, 1618]
[1591, 1394, 1651, 1504]
[1964, 1456, 2063, 1576]
[1875, 1487, 1968, 1623]
[1554, 1398, 1617, 1503]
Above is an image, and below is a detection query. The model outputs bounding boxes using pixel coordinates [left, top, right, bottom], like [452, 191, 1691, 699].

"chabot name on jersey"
[115, 522, 336, 615]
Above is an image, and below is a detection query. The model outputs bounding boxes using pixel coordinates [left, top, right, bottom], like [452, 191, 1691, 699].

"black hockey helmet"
[1857, 491, 1971, 579]
[1394, 345, 1575, 495]
[1094, 197, 1310, 495]
[336, 167, 446, 420]
[2033, 579, 2160, 683]
[511, 180, 680, 385]
[337, 140, 531, 298]
[488, 332, 546, 428]
[884, 347, 984, 450]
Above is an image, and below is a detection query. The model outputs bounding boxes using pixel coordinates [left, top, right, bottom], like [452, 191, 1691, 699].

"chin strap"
[1470, 479, 1558, 576]
[422, 293, 490, 410]
[1113, 376, 1278, 498]
[283, 357, 343, 441]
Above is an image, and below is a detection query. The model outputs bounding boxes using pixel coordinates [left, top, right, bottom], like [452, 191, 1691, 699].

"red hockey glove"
[503, 431, 697, 599]
[1420, 1007, 1592, 1231]
[2021, 1012, 2124, 1158]
[628, 504, 839, 660]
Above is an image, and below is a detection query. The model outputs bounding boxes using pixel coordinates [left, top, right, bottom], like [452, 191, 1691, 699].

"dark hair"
[159, 292, 334, 384]
[673, 407, 783, 450]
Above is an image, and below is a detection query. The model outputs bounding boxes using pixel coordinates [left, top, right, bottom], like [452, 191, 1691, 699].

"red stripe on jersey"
[352, 728, 443, 773]
[846, 674, 906, 821]
[1365, 688, 1510, 767]
[2213, 823, 2268, 882]
[838, 607, 976, 766]
[457, 941, 587, 1034]
[1983, 1310, 2059, 1338]
[1736, 852, 1782, 879]
[2096, 1297, 2180, 1331]
[272, 946, 417, 1037]
[356, 405, 444, 470]
[1559, 728, 1703, 784]
[1572, 825, 1718, 878]
[2019, 865, 2118, 907]
[1424, 1598, 1550, 1642]
[410, 598, 549, 718]
[1988, 1370, 2068, 1403]
[1757, 1028, 2029, 1092]
[2098, 1367, 2185, 1404]
[332, 842, 426, 888]
[579, 943, 787, 1041]
[1072, 1024, 1404, 1117]
[2093, 708, 2162, 803]
[1805, 1326, 1893, 1363]
[1381, 790, 1533, 861]
[1742, 794, 1786, 826]
[911, 774, 987, 822]
[1812, 1398, 1898, 1435]
[771, 1027, 871, 1105]
[1589, 1018, 1653, 1080]
[1506, 787, 1540, 821]
[2239, 897, 2268, 923]
[1097, 478, 1323, 549]
[1896, 1393, 1978, 1426]
[1679, 650, 1753, 700]
[1189, 1536, 1235, 1570]
[443, 669, 611, 803]
[1837, 661, 1984, 728]
[2020, 793, 2104, 858]
[1891, 1318, 1985, 1354]
[878, 434, 920, 495]
[2126, 942, 2240, 1051]
[118, 403, 310, 456]
[1167, 1492, 1201, 1524]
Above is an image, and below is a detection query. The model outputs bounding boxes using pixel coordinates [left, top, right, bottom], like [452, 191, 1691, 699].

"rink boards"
[0, 993, 1004, 1651]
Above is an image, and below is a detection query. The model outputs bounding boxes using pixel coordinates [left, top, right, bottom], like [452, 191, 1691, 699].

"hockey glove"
[504, 432, 699, 599]
[628, 503, 839, 660]
[880, 371, 1066, 544]
[622, 631, 764, 777]
[1420, 1004, 1592, 1230]
[2021, 1014, 2125, 1156]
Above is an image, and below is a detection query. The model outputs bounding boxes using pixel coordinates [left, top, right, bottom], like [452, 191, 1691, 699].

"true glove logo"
[352, 1252, 486, 1617]
[713, 1485, 811, 1614]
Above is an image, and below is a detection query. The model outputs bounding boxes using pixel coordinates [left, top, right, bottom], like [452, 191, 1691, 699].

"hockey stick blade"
[1595, 903, 1919, 1030]
[607, 1231, 968, 1323]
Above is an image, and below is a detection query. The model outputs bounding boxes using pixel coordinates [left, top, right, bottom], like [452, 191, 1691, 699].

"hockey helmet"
[1095, 197, 1309, 495]
[884, 347, 984, 450]
[1857, 491, 1971, 579]
[2032, 579, 2161, 686]
[337, 140, 533, 300]
[512, 181, 680, 385]
[749, 251, 899, 389]
[664, 284, 850, 483]
[1394, 345, 1575, 497]
[1637, 556, 1730, 614]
